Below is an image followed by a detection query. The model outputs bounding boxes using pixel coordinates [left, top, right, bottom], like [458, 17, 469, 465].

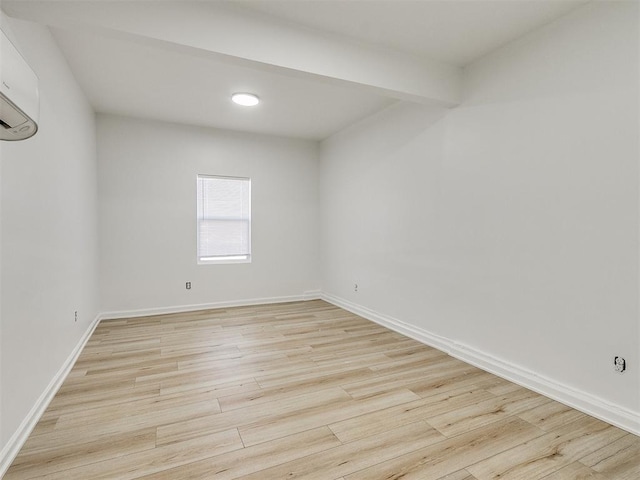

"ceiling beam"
[1, 1, 461, 107]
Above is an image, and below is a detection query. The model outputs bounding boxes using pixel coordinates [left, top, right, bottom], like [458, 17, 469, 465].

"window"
[197, 175, 251, 263]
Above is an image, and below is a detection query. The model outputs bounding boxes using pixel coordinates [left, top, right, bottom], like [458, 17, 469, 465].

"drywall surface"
[321, 1, 639, 418]
[97, 115, 320, 313]
[0, 15, 99, 449]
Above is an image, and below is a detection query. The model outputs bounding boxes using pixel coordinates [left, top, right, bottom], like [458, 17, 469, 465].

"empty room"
[1, 0, 639, 478]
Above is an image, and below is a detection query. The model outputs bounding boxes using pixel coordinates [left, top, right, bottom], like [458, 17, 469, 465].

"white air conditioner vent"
[1, 28, 39, 141]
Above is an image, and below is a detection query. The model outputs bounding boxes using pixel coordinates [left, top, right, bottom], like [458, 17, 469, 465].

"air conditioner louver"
[1, 28, 39, 141]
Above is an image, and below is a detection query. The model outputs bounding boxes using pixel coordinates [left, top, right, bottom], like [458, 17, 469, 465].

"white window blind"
[197, 175, 251, 262]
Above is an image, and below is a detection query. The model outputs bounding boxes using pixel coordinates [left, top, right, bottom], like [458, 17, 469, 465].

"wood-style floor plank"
[345, 417, 544, 480]
[6, 429, 157, 480]
[237, 421, 443, 480]
[30, 429, 243, 480]
[136, 427, 342, 480]
[579, 434, 640, 479]
[540, 462, 608, 480]
[437, 471, 478, 480]
[466, 416, 628, 479]
[5, 300, 639, 479]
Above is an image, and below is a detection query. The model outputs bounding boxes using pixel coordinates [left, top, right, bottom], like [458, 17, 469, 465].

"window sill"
[198, 256, 251, 265]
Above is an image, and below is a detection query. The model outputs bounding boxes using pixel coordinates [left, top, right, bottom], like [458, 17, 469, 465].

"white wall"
[0, 1, 638, 467]
[98, 115, 320, 314]
[0, 14, 99, 453]
[320, 1, 639, 429]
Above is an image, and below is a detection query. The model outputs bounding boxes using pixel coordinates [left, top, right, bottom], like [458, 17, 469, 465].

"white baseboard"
[0, 314, 102, 478]
[321, 292, 640, 437]
[100, 293, 322, 320]
[0, 292, 324, 475]
[3, 290, 636, 478]
[303, 290, 322, 301]
[322, 293, 454, 354]
[450, 342, 640, 436]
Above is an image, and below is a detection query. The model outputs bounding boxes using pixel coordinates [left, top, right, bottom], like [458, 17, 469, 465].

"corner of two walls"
[96, 114, 322, 317]
[1, 2, 639, 472]
[0, 27, 323, 471]
[319, 1, 640, 434]
[0, 13, 100, 470]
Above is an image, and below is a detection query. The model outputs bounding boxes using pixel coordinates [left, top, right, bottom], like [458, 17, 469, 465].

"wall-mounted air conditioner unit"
[1, 28, 39, 141]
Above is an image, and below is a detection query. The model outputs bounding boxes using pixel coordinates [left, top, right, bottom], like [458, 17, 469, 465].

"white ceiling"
[2, 0, 590, 140]
[233, 0, 589, 66]
[50, 28, 395, 140]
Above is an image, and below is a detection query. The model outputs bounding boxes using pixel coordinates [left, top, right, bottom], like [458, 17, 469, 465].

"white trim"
[198, 255, 251, 265]
[3, 291, 636, 478]
[100, 294, 322, 320]
[303, 290, 322, 301]
[450, 342, 640, 437]
[321, 292, 640, 437]
[0, 313, 101, 478]
[0, 293, 324, 475]
[321, 293, 454, 354]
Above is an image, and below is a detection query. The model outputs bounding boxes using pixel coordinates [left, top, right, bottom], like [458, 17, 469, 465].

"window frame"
[196, 174, 252, 265]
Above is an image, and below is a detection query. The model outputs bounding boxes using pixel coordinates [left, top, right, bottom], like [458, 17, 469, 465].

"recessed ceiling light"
[231, 93, 260, 107]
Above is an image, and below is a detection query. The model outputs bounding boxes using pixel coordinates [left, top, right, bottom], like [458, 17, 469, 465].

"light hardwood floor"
[5, 300, 640, 479]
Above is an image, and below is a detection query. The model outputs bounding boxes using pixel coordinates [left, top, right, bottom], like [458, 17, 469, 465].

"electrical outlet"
[614, 356, 626, 373]
[186, 281, 192, 290]
[74, 310, 78, 322]
[354, 283, 358, 293]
